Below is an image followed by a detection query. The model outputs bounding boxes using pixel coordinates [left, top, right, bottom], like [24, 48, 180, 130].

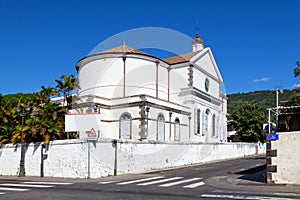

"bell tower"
[191, 24, 204, 52]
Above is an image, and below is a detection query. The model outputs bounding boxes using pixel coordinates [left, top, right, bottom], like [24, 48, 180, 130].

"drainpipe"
[188, 115, 191, 141]
[169, 111, 172, 141]
[123, 56, 126, 97]
[146, 106, 150, 138]
[156, 61, 159, 98]
[168, 67, 170, 102]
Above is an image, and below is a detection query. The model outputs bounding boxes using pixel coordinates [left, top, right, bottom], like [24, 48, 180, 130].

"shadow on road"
[235, 164, 266, 183]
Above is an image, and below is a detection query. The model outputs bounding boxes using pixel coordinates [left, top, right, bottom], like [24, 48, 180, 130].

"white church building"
[70, 31, 227, 143]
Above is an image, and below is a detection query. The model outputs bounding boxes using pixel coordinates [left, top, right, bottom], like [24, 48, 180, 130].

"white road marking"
[117, 176, 164, 185]
[274, 192, 300, 197]
[137, 177, 183, 186]
[22, 181, 73, 185]
[98, 181, 118, 184]
[159, 177, 202, 187]
[182, 181, 205, 188]
[0, 183, 54, 188]
[213, 190, 300, 198]
[201, 194, 295, 200]
[0, 192, 6, 195]
[0, 187, 29, 192]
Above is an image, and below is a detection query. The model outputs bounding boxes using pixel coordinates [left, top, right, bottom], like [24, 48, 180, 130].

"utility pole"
[17, 103, 30, 177]
[276, 89, 279, 129]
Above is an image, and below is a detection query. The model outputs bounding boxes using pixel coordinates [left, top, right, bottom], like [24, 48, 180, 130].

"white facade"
[72, 33, 227, 143]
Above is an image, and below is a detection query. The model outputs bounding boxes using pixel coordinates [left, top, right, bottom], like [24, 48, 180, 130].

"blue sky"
[0, 0, 299, 95]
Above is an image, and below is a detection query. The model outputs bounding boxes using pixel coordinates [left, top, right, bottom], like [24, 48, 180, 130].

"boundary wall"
[0, 140, 264, 178]
[267, 131, 300, 184]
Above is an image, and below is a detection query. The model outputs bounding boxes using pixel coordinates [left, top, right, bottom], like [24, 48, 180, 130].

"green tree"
[227, 90, 293, 120]
[12, 88, 65, 144]
[0, 97, 18, 143]
[0, 94, 35, 144]
[232, 103, 267, 143]
[55, 74, 77, 108]
[0, 88, 66, 144]
[40, 86, 58, 99]
[0, 74, 78, 144]
[288, 61, 300, 106]
[293, 61, 300, 77]
[29, 89, 65, 143]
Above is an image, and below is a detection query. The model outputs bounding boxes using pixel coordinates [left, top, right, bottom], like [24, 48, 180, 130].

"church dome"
[101, 44, 150, 56]
[191, 28, 204, 52]
[191, 36, 204, 45]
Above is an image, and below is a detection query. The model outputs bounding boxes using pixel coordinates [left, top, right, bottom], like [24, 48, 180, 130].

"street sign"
[87, 128, 97, 141]
[267, 134, 279, 141]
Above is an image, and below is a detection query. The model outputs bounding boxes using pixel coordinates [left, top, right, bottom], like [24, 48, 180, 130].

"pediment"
[190, 48, 223, 83]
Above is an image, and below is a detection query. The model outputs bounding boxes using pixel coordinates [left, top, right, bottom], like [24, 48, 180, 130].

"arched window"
[157, 114, 165, 141]
[119, 113, 131, 139]
[174, 118, 180, 141]
[212, 114, 216, 137]
[197, 109, 201, 134]
[202, 109, 209, 142]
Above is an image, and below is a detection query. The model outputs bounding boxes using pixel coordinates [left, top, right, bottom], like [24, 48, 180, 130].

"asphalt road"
[1, 156, 300, 200]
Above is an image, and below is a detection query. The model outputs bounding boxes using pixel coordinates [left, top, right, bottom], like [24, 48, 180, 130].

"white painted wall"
[78, 56, 169, 101]
[169, 68, 186, 104]
[0, 140, 264, 178]
[271, 131, 300, 184]
[78, 57, 124, 98]
[157, 66, 169, 100]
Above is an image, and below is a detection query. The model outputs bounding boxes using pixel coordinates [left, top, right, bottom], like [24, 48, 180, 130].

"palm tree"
[40, 86, 58, 99]
[31, 89, 65, 143]
[55, 74, 77, 108]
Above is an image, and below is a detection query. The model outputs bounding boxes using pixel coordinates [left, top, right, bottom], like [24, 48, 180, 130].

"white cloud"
[253, 77, 271, 83]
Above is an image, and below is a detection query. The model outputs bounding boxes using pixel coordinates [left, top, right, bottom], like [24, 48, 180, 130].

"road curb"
[206, 174, 300, 194]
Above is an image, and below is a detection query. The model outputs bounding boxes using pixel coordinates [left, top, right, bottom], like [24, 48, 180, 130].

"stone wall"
[269, 131, 300, 184]
[0, 140, 263, 178]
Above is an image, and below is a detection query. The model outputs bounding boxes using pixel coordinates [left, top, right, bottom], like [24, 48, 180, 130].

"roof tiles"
[163, 50, 202, 65]
[101, 45, 150, 56]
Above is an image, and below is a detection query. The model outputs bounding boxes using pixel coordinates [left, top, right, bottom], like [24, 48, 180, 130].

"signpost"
[65, 113, 101, 179]
[267, 134, 279, 141]
[86, 128, 97, 179]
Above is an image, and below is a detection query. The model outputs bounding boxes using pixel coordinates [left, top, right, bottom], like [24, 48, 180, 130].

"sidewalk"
[206, 164, 300, 194]
[0, 175, 99, 183]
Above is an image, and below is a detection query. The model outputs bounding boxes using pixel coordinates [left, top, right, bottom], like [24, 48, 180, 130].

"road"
[1, 156, 300, 200]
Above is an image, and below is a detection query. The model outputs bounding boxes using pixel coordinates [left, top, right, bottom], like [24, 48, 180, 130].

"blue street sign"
[267, 134, 279, 141]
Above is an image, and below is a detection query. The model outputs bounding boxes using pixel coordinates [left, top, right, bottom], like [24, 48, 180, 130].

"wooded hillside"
[227, 90, 295, 120]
